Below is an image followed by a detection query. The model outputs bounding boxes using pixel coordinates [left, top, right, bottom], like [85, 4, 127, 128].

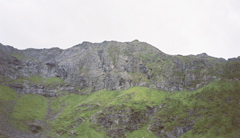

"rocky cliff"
[0, 40, 226, 96]
[0, 40, 239, 138]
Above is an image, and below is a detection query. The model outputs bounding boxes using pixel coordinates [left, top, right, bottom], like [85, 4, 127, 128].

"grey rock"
[228, 57, 240, 61]
[91, 105, 156, 137]
[0, 40, 228, 95]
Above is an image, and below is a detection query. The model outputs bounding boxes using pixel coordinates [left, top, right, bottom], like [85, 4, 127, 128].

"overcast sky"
[0, 0, 240, 59]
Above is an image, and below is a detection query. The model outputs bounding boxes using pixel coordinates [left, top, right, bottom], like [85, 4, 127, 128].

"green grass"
[50, 87, 168, 136]
[0, 85, 48, 131]
[45, 77, 65, 85]
[82, 89, 119, 106]
[153, 80, 240, 137]
[28, 76, 45, 84]
[51, 93, 88, 114]
[26, 76, 65, 86]
[0, 85, 17, 121]
[11, 54, 24, 60]
[126, 126, 156, 138]
[16, 76, 65, 86]
[11, 94, 48, 130]
[50, 94, 90, 134]
[108, 87, 167, 110]
[50, 83, 240, 137]
[74, 121, 107, 138]
[0, 85, 17, 101]
[1, 77, 239, 137]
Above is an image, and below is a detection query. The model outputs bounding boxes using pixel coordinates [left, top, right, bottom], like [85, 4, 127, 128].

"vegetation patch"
[1, 78, 239, 137]
[82, 89, 119, 106]
[153, 80, 240, 137]
[11, 54, 24, 60]
[28, 76, 45, 85]
[74, 121, 107, 138]
[0, 85, 17, 101]
[11, 94, 48, 130]
[0, 85, 17, 120]
[108, 87, 167, 110]
[27, 76, 65, 86]
[45, 77, 65, 86]
[126, 126, 156, 138]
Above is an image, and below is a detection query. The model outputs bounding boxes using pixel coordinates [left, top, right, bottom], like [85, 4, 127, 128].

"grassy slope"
[0, 79, 239, 137]
[0, 85, 17, 121]
[181, 81, 240, 137]
[49, 87, 167, 137]
[0, 76, 62, 133]
[108, 87, 167, 110]
[50, 80, 240, 137]
[152, 80, 240, 137]
[11, 94, 48, 130]
[126, 126, 157, 138]
[0, 86, 48, 130]
[28, 76, 65, 86]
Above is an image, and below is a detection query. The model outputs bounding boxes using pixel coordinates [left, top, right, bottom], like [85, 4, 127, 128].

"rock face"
[1, 41, 240, 138]
[91, 105, 156, 137]
[0, 40, 226, 95]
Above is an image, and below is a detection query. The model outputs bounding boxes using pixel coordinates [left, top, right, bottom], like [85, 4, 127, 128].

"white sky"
[0, 0, 240, 59]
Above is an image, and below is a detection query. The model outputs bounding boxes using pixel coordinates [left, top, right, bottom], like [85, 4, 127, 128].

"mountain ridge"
[0, 40, 239, 137]
[0, 40, 227, 95]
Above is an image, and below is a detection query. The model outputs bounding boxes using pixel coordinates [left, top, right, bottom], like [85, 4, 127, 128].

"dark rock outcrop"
[91, 105, 157, 137]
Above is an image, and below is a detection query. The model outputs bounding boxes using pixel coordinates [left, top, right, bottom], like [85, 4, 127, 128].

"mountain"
[0, 40, 226, 94]
[0, 40, 239, 137]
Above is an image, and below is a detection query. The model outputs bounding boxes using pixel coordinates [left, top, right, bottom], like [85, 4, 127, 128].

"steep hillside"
[0, 40, 239, 137]
[0, 40, 225, 95]
[0, 79, 239, 137]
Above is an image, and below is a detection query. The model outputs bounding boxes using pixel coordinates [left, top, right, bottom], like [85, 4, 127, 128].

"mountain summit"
[0, 40, 225, 95]
[0, 40, 239, 137]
